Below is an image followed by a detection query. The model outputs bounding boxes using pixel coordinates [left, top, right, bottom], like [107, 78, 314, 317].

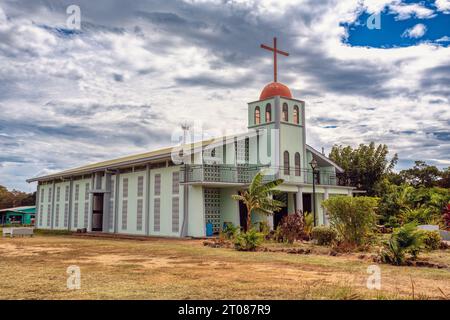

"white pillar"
[267, 194, 274, 230]
[347, 189, 352, 196]
[296, 186, 303, 213]
[324, 187, 329, 225]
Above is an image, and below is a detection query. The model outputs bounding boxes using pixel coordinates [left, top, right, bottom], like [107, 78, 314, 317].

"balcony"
[180, 164, 348, 186]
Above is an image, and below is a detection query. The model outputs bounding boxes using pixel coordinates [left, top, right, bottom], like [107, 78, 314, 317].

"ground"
[0, 234, 449, 299]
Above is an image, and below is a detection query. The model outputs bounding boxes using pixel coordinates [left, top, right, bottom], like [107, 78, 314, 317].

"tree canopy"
[329, 142, 398, 195]
[399, 161, 446, 188]
[0, 185, 36, 209]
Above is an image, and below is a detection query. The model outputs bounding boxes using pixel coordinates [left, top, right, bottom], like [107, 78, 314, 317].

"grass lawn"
[0, 234, 449, 299]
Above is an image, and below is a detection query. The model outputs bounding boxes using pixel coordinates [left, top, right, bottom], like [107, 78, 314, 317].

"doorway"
[273, 193, 288, 229]
[92, 193, 104, 231]
[238, 191, 248, 231]
[302, 193, 312, 214]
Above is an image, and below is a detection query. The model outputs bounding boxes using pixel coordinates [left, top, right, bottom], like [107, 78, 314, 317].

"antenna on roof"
[181, 122, 191, 144]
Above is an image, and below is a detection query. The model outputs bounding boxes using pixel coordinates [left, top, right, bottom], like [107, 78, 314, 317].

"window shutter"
[154, 198, 160, 232]
[64, 203, 69, 227]
[137, 199, 143, 231]
[122, 199, 128, 230]
[73, 203, 79, 228]
[55, 203, 60, 227]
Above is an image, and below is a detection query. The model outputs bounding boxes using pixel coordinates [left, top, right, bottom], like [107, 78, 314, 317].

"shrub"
[443, 203, 450, 231]
[221, 222, 239, 240]
[234, 229, 264, 251]
[379, 223, 424, 265]
[322, 196, 379, 246]
[400, 206, 443, 226]
[34, 229, 72, 236]
[277, 211, 305, 243]
[303, 212, 314, 240]
[258, 221, 271, 239]
[422, 230, 441, 250]
[311, 226, 337, 246]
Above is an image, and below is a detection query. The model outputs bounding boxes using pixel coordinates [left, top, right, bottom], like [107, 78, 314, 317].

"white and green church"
[28, 38, 354, 238]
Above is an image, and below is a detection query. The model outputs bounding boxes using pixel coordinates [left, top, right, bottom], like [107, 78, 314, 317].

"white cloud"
[387, 2, 436, 20]
[401, 23, 427, 38]
[435, 0, 450, 13]
[0, 0, 449, 191]
[436, 36, 450, 42]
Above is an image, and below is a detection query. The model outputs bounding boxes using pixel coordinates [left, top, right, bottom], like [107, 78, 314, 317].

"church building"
[27, 38, 354, 237]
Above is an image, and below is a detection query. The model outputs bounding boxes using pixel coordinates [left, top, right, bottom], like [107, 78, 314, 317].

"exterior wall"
[220, 188, 240, 227]
[70, 177, 92, 231]
[37, 183, 52, 228]
[279, 98, 305, 181]
[53, 181, 70, 230]
[148, 166, 184, 237]
[117, 170, 147, 235]
[188, 185, 205, 237]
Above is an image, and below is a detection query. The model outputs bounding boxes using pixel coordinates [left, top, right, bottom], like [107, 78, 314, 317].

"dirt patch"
[0, 242, 70, 257]
[0, 236, 449, 299]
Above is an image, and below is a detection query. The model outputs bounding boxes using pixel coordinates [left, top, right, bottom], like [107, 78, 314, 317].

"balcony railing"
[180, 164, 349, 186]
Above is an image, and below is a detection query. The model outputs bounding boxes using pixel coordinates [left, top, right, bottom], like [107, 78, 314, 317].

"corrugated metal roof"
[26, 139, 215, 182]
[0, 206, 36, 213]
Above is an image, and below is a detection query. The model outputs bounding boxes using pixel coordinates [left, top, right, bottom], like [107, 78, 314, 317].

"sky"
[0, 0, 449, 192]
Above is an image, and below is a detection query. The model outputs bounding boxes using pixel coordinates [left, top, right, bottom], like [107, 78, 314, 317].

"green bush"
[234, 229, 264, 251]
[221, 222, 239, 240]
[322, 196, 379, 246]
[311, 226, 337, 246]
[380, 223, 424, 265]
[422, 230, 441, 250]
[258, 221, 271, 239]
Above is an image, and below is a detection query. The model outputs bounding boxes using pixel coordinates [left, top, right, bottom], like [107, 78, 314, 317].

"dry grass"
[0, 235, 449, 300]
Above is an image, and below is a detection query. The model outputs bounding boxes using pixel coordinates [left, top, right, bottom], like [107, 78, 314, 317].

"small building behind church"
[27, 39, 354, 238]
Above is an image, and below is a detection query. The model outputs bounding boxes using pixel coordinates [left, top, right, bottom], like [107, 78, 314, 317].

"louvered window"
[154, 174, 161, 196]
[154, 198, 160, 232]
[172, 197, 179, 232]
[55, 203, 60, 227]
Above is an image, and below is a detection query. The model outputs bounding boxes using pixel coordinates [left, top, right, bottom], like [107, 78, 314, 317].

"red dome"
[259, 82, 292, 100]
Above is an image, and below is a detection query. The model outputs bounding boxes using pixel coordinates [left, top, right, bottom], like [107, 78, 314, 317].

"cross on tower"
[260, 37, 289, 83]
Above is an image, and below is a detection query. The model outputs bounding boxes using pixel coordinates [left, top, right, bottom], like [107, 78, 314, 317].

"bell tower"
[247, 37, 306, 183]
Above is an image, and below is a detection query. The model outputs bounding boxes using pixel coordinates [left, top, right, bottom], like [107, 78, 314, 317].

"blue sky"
[345, 1, 450, 47]
[0, 0, 449, 191]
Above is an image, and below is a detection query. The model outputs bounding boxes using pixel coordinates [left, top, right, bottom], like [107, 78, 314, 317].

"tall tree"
[329, 142, 398, 195]
[438, 167, 450, 189]
[399, 161, 441, 188]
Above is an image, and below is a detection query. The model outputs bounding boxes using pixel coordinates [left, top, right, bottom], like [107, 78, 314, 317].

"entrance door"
[92, 193, 104, 231]
[273, 193, 288, 229]
[238, 191, 248, 231]
[302, 193, 312, 214]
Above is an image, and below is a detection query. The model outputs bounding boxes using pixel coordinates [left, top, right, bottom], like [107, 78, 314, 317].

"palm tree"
[232, 171, 284, 231]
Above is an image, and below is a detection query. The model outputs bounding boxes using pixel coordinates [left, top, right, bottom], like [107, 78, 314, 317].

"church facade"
[28, 39, 354, 237]
[27, 80, 354, 238]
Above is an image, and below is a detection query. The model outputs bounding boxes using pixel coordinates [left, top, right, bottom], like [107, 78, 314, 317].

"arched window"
[295, 152, 301, 176]
[282, 103, 288, 122]
[293, 105, 299, 124]
[283, 151, 290, 175]
[265, 104, 272, 122]
[254, 106, 261, 124]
